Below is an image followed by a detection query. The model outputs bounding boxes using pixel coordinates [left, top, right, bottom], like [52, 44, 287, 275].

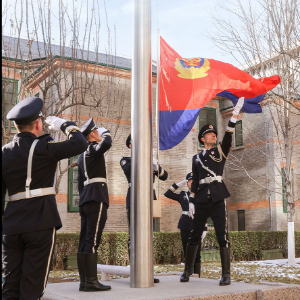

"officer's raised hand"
[233, 97, 245, 116]
[176, 179, 188, 188]
[97, 127, 108, 137]
[45, 116, 67, 131]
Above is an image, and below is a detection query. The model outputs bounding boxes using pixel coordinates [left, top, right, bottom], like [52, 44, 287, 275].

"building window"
[68, 156, 80, 212]
[199, 107, 217, 147]
[234, 120, 243, 147]
[219, 97, 234, 111]
[237, 209, 245, 231]
[2, 79, 18, 128]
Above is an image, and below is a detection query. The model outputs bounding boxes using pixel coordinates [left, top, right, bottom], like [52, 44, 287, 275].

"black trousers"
[181, 229, 201, 263]
[78, 201, 108, 253]
[2, 228, 56, 300]
[189, 196, 229, 248]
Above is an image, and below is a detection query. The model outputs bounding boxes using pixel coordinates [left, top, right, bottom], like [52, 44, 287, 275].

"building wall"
[2, 63, 300, 234]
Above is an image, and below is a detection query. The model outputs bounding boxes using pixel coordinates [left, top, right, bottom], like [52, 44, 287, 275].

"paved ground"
[42, 275, 293, 300]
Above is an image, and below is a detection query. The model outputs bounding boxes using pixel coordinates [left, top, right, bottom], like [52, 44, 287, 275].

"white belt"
[199, 176, 223, 184]
[9, 187, 56, 201]
[182, 211, 191, 217]
[84, 177, 107, 186]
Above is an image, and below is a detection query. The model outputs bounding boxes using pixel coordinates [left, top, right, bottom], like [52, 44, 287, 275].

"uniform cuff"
[102, 130, 111, 137]
[170, 183, 178, 192]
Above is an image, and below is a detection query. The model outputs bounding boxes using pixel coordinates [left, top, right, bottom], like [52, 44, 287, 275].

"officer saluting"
[164, 172, 207, 278]
[77, 117, 112, 292]
[180, 97, 245, 285]
[120, 134, 168, 283]
[2, 97, 88, 299]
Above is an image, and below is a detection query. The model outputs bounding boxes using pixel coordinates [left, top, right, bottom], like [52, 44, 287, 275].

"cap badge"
[209, 125, 213, 129]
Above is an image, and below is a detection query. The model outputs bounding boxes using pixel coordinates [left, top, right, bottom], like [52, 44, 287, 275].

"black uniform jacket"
[77, 132, 112, 207]
[2, 123, 88, 236]
[120, 156, 168, 209]
[164, 184, 192, 231]
[190, 120, 236, 203]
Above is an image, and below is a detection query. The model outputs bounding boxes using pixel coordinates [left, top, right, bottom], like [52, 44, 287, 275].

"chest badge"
[121, 160, 127, 166]
[211, 151, 214, 155]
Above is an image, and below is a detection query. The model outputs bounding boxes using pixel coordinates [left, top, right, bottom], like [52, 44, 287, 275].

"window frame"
[219, 96, 234, 112]
[232, 120, 244, 149]
[68, 156, 80, 212]
[198, 107, 217, 149]
[237, 209, 245, 231]
[2, 78, 19, 129]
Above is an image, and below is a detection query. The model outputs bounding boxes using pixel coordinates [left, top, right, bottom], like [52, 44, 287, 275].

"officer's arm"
[2, 178, 7, 216]
[220, 118, 237, 158]
[93, 130, 112, 155]
[164, 184, 181, 201]
[190, 157, 199, 203]
[154, 165, 168, 181]
[77, 159, 84, 195]
[120, 159, 131, 175]
[47, 121, 88, 161]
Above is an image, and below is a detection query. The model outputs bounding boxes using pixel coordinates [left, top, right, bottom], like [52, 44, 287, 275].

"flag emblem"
[175, 57, 210, 79]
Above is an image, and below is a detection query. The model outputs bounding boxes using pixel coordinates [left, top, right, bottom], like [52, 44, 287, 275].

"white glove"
[189, 203, 195, 219]
[233, 97, 244, 115]
[153, 156, 158, 171]
[176, 179, 188, 188]
[97, 127, 108, 137]
[45, 116, 66, 131]
[201, 230, 207, 242]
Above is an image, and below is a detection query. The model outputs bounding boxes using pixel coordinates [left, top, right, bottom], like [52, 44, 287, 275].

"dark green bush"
[51, 231, 300, 270]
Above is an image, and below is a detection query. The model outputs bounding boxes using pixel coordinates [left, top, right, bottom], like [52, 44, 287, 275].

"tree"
[2, 0, 127, 193]
[209, 0, 299, 264]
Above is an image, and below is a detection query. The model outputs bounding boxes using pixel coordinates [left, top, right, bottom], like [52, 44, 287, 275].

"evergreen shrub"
[51, 231, 300, 270]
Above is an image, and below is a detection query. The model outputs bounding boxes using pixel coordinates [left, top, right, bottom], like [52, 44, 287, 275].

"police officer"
[180, 97, 245, 285]
[120, 134, 168, 283]
[164, 172, 207, 277]
[2, 97, 88, 300]
[77, 117, 112, 292]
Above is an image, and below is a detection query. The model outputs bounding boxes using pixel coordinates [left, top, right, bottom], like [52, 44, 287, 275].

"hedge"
[51, 231, 300, 270]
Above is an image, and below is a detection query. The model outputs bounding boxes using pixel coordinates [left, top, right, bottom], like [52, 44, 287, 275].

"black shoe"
[154, 278, 160, 283]
[180, 271, 190, 282]
[83, 253, 111, 292]
[180, 245, 198, 282]
[77, 252, 85, 291]
[194, 262, 201, 278]
[219, 274, 231, 285]
[219, 247, 231, 286]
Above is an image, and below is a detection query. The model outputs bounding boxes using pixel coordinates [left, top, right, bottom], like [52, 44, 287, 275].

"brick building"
[2, 36, 300, 234]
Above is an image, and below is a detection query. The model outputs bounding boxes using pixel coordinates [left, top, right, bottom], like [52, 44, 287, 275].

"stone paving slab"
[42, 275, 300, 300]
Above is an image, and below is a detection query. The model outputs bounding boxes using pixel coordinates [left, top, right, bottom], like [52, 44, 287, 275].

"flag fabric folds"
[159, 37, 280, 150]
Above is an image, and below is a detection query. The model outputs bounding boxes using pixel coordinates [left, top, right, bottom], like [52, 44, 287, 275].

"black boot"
[194, 262, 201, 278]
[77, 252, 85, 291]
[219, 247, 231, 286]
[83, 253, 111, 292]
[180, 245, 198, 282]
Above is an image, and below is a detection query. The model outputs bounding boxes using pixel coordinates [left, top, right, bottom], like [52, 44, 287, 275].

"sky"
[2, 0, 244, 66]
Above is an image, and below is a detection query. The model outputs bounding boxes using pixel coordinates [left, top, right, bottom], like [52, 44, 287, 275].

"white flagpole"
[130, 0, 153, 288]
[156, 30, 160, 156]
[155, 28, 160, 204]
